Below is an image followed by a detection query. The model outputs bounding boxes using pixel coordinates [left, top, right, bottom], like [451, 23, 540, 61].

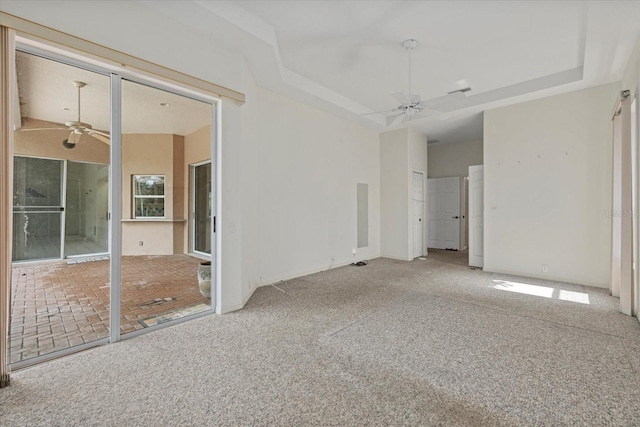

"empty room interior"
[0, 1, 639, 425]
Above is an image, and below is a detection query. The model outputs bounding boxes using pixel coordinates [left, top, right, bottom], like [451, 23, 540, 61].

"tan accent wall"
[122, 133, 174, 220]
[121, 133, 186, 256]
[172, 135, 185, 254]
[121, 221, 183, 256]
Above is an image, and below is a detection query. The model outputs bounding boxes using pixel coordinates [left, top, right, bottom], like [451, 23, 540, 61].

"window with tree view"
[133, 175, 165, 218]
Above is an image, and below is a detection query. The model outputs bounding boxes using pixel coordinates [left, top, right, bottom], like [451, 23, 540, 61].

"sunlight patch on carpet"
[492, 280, 590, 305]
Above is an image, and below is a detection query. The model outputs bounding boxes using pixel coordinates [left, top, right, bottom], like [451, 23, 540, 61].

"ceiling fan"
[21, 80, 110, 149]
[366, 39, 470, 126]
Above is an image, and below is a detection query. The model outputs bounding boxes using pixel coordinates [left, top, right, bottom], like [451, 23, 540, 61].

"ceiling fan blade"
[361, 109, 395, 117]
[90, 129, 111, 138]
[390, 92, 410, 104]
[19, 127, 67, 132]
[447, 91, 467, 100]
[88, 131, 111, 144]
[386, 113, 404, 126]
[420, 91, 467, 110]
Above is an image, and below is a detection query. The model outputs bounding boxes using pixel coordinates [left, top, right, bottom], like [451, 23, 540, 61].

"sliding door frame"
[2, 32, 222, 369]
[0, 26, 15, 388]
[1, 12, 233, 385]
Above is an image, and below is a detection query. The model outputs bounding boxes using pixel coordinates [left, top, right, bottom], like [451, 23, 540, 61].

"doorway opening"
[427, 176, 461, 251]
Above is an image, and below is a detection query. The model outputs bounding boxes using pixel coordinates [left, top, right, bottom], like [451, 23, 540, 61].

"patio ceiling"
[15, 51, 212, 136]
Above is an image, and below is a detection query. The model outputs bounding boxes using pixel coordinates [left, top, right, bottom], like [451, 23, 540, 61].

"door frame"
[468, 165, 484, 268]
[411, 169, 426, 258]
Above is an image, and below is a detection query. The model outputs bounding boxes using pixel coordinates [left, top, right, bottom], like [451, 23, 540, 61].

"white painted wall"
[239, 79, 381, 306]
[622, 37, 640, 94]
[2, 2, 381, 313]
[484, 83, 619, 288]
[380, 128, 410, 260]
[408, 129, 428, 257]
[621, 37, 640, 319]
[380, 128, 428, 260]
[427, 139, 483, 178]
[0, 1, 245, 91]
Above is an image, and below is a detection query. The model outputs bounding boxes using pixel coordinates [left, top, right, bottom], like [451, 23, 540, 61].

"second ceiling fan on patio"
[21, 80, 111, 149]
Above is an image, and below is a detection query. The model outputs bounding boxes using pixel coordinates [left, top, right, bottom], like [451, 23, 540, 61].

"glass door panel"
[64, 161, 109, 257]
[9, 50, 111, 366]
[120, 79, 213, 335]
[12, 156, 64, 262]
[193, 163, 212, 254]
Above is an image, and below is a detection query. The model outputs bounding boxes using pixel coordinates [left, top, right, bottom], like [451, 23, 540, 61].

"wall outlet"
[541, 264, 548, 273]
[352, 248, 356, 257]
[139, 241, 144, 246]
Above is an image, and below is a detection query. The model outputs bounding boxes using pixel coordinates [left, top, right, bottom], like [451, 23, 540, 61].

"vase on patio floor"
[197, 261, 212, 299]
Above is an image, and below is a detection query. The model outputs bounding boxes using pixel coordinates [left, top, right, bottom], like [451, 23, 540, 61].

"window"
[133, 175, 165, 218]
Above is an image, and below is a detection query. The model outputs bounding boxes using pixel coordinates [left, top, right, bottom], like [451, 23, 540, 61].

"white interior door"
[412, 171, 424, 258]
[468, 165, 484, 268]
[427, 177, 461, 250]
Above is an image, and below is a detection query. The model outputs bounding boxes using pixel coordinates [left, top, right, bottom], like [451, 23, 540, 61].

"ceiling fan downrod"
[402, 39, 417, 98]
[64, 80, 91, 130]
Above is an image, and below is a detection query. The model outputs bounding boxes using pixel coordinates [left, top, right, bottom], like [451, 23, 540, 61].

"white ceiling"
[16, 51, 212, 135]
[138, 0, 640, 144]
[10, 1, 640, 144]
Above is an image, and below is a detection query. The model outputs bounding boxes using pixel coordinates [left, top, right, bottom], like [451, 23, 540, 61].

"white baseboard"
[380, 254, 412, 261]
[218, 254, 382, 314]
[256, 257, 375, 289]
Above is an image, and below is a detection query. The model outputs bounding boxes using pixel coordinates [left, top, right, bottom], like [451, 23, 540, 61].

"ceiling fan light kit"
[402, 39, 417, 50]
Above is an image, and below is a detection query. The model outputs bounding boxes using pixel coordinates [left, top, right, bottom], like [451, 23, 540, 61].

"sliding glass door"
[12, 158, 110, 262]
[9, 50, 111, 366]
[118, 78, 213, 336]
[64, 161, 109, 257]
[8, 42, 218, 368]
[192, 162, 212, 255]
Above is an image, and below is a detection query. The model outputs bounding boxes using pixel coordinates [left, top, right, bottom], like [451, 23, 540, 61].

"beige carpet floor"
[1, 250, 639, 426]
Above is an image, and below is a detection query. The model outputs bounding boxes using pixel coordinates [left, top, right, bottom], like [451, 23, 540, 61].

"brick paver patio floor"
[10, 254, 211, 365]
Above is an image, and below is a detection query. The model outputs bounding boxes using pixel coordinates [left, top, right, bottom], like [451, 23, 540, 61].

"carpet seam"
[327, 292, 417, 338]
